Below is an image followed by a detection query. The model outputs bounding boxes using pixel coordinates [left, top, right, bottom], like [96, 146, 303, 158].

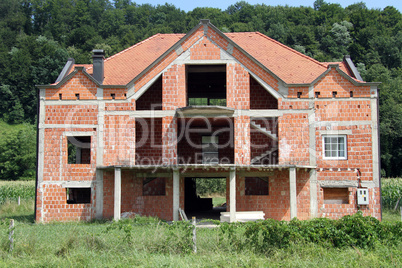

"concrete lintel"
[43, 99, 126, 106]
[106, 110, 176, 117]
[135, 172, 172, 178]
[114, 167, 121, 221]
[42, 124, 97, 129]
[173, 169, 180, 221]
[319, 180, 358, 188]
[319, 130, 353, 135]
[61, 181, 93, 188]
[289, 167, 297, 219]
[229, 167, 236, 223]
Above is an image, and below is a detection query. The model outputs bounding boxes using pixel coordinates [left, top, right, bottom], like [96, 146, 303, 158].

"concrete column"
[229, 168, 236, 223]
[114, 167, 121, 221]
[95, 169, 103, 219]
[289, 167, 297, 219]
[173, 169, 180, 221]
[309, 169, 317, 219]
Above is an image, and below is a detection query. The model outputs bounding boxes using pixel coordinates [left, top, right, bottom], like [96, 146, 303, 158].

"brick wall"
[162, 64, 186, 110]
[136, 77, 162, 110]
[103, 115, 136, 166]
[227, 63, 250, 109]
[278, 113, 310, 165]
[234, 115, 250, 165]
[230, 170, 310, 221]
[136, 118, 162, 165]
[250, 76, 278, 109]
[46, 70, 97, 100]
[190, 36, 220, 60]
[103, 170, 174, 220]
[39, 184, 93, 222]
[162, 116, 177, 165]
[45, 105, 97, 125]
[314, 68, 371, 98]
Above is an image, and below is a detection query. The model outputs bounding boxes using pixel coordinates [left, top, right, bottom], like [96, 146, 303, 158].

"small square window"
[143, 178, 166, 196]
[322, 135, 347, 160]
[66, 188, 91, 204]
[67, 136, 91, 164]
[245, 177, 269, 195]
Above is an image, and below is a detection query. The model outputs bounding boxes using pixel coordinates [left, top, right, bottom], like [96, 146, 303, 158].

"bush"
[227, 212, 402, 253]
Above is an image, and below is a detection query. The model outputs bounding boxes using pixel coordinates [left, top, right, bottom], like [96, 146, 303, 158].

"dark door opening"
[184, 177, 226, 220]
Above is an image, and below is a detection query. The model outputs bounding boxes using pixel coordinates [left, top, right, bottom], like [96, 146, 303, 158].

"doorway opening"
[184, 177, 226, 220]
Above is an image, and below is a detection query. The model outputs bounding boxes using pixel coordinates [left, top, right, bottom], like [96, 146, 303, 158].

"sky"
[131, 0, 401, 12]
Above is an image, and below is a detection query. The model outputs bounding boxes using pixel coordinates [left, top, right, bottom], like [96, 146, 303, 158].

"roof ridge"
[253, 31, 328, 69]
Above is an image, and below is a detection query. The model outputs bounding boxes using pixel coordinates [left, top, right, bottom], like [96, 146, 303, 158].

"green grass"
[0, 181, 401, 266]
[0, 215, 400, 267]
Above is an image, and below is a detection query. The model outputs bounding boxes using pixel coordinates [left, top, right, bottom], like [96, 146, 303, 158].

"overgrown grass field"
[0, 179, 401, 267]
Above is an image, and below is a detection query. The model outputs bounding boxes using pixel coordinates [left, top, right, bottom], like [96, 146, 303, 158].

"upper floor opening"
[187, 65, 226, 106]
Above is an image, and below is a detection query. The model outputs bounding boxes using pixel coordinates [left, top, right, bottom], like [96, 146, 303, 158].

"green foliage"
[236, 212, 402, 252]
[0, 181, 35, 204]
[195, 178, 226, 196]
[0, 123, 36, 181]
[382, 178, 402, 210]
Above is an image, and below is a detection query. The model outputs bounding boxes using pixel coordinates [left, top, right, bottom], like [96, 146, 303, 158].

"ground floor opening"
[184, 177, 226, 220]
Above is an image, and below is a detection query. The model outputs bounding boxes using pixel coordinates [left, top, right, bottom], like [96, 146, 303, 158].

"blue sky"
[131, 0, 401, 12]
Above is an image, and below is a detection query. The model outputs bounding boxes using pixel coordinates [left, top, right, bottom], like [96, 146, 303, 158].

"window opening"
[315, 92, 320, 98]
[143, 177, 166, 196]
[332, 91, 337, 98]
[66, 188, 91, 204]
[297, 92, 302, 98]
[350, 91, 353, 97]
[245, 177, 269, 195]
[111, 93, 115, 99]
[187, 65, 226, 106]
[67, 136, 91, 164]
[59, 93, 62, 100]
[323, 187, 349, 204]
[75, 93, 80, 100]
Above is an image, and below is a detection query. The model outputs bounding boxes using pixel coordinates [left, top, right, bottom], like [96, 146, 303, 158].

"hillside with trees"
[0, 0, 400, 179]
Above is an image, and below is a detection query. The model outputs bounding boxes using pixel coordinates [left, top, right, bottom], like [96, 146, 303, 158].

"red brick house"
[35, 20, 381, 222]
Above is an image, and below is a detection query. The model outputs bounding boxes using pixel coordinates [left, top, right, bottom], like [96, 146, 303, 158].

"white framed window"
[322, 135, 347, 160]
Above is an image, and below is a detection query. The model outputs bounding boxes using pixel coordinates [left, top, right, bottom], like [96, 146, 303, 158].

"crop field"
[0, 180, 401, 267]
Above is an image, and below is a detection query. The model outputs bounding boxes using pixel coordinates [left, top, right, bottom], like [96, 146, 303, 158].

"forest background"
[0, 0, 401, 180]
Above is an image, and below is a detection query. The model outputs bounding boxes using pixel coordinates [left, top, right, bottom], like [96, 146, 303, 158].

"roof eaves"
[36, 66, 101, 89]
[310, 64, 380, 88]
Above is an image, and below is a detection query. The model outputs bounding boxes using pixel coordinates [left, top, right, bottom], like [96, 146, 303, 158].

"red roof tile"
[71, 31, 346, 86]
[226, 32, 328, 84]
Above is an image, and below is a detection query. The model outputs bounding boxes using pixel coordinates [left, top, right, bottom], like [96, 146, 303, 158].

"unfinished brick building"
[35, 20, 381, 222]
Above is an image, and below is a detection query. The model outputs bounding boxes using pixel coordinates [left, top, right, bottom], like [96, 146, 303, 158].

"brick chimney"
[92, 49, 105, 84]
